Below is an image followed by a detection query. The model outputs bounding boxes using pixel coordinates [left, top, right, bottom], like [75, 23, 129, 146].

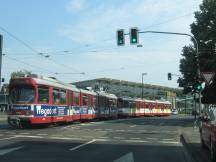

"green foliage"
[179, 0, 216, 92]
[10, 70, 33, 78]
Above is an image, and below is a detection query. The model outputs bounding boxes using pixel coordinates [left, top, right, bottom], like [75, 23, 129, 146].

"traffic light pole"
[125, 30, 201, 117]
[0, 35, 2, 90]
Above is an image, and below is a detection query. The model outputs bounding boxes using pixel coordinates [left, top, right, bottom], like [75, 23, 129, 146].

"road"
[0, 115, 194, 162]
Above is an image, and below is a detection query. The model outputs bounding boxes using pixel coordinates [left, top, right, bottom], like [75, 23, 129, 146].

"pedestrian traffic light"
[168, 73, 172, 80]
[117, 29, 125, 46]
[130, 28, 138, 44]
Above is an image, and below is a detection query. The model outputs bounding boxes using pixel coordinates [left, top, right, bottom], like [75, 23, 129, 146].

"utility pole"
[0, 35, 2, 90]
[142, 73, 147, 99]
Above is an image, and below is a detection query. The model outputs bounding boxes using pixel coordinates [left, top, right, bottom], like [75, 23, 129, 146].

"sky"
[0, 0, 203, 88]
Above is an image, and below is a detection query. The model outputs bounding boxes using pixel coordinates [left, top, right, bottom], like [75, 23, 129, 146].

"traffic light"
[117, 29, 125, 46]
[194, 82, 202, 92]
[168, 73, 172, 80]
[130, 28, 138, 44]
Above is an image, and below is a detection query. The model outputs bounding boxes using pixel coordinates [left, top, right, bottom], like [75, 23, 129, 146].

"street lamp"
[142, 73, 147, 99]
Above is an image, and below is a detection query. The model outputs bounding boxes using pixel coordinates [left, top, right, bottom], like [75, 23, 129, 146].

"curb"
[180, 134, 196, 162]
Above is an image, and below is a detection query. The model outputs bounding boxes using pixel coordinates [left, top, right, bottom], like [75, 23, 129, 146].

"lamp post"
[142, 73, 147, 99]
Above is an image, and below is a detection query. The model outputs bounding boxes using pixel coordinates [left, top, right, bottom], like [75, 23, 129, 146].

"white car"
[172, 109, 178, 115]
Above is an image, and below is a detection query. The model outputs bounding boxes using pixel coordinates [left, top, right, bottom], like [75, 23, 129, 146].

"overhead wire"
[0, 26, 82, 74]
[3, 54, 55, 75]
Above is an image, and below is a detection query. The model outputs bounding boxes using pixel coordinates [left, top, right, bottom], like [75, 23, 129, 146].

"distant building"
[73, 78, 182, 108]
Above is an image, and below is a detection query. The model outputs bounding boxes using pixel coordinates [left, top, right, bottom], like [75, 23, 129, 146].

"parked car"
[200, 106, 216, 162]
[171, 109, 178, 115]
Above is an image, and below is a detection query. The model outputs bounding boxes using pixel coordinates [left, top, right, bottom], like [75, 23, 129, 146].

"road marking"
[15, 135, 44, 139]
[129, 137, 141, 140]
[0, 136, 17, 141]
[162, 138, 175, 141]
[122, 140, 149, 143]
[69, 139, 96, 151]
[113, 152, 134, 162]
[50, 137, 83, 140]
[113, 137, 125, 139]
[130, 125, 136, 128]
[160, 141, 179, 144]
[146, 137, 157, 140]
[37, 134, 48, 136]
[0, 146, 23, 156]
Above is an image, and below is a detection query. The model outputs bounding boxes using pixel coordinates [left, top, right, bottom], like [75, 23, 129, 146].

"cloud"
[59, 0, 201, 45]
[65, 0, 86, 13]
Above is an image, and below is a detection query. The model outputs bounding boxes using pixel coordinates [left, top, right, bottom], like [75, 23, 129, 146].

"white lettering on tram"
[36, 106, 57, 116]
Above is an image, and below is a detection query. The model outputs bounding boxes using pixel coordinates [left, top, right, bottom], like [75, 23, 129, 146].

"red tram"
[7, 75, 172, 128]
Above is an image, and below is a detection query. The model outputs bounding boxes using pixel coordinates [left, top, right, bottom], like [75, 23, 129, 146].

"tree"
[10, 70, 33, 78]
[179, 0, 216, 92]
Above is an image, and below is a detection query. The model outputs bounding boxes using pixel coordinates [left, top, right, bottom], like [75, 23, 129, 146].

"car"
[171, 109, 178, 115]
[200, 106, 216, 162]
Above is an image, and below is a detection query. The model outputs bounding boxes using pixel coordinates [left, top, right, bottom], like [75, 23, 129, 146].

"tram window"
[88, 95, 92, 107]
[60, 90, 66, 104]
[68, 91, 73, 105]
[74, 92, 79, 105]
[53, 89, 59, 104]
[38, 87, 49, 103]
[94, 96, 97, 108]
[82, 94, 88, 106]
[146, 103, 149, 108]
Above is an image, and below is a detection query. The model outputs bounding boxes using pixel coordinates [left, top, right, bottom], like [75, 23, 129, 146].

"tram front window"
[10, 86, 35, 104]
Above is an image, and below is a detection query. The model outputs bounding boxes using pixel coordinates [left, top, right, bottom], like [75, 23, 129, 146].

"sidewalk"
[0, 113, 7, 121]
[181, 126, 211, 162]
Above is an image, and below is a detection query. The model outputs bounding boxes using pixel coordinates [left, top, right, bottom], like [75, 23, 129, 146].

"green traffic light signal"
[130, 28, 138, 44]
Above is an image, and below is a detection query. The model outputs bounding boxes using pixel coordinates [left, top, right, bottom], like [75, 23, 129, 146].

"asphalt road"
[0, 115, 194, 162]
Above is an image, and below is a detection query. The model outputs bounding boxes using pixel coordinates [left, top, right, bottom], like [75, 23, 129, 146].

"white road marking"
[50, 137, 83, 140]
[162, 138, 175, 141]
[69, 139, 96, 151]
[160, 141, 179, 144]
[113, 137, 125, 139]
[123, 140, 149, 143]
[129, 137, 141, 140]
[113, 152, 134, 162]
[0, 146, 23, 156]
[0, 136, 17, 141]
[37, 134, 48, 136]
[130, 125, 136, 128]
[15, 135, 44, 139]
[146, 137, 157, 140]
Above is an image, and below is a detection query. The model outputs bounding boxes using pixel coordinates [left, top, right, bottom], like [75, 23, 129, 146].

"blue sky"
[0, 0, 202, 87]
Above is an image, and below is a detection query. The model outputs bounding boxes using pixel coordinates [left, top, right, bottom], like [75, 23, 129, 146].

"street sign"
[201, 72, 215, 85]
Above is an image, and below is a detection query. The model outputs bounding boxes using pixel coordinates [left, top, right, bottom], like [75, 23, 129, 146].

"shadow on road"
[0, 140, 189, 162]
